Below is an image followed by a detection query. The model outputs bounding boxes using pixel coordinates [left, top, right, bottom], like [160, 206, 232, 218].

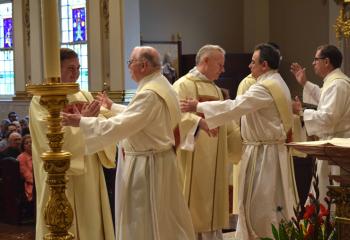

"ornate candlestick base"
[27, 82, 79, 240]
[328, 186, 350, 238]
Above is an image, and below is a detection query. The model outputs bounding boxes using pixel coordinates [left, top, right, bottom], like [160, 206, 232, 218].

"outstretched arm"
[62, 100, 101, 127]
[290, 62, 308, 87]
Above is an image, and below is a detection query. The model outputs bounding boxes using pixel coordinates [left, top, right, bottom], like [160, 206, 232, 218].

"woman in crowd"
[18, 134, 33, 201]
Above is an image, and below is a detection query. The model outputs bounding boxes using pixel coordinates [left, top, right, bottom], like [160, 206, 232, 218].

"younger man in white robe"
[291, 44, 350, 204]
[181, 43, 298, 239]
[62, 46, 195, 240]
[30, 48, 116, 240]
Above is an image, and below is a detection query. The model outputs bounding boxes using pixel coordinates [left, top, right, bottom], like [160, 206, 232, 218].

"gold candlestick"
[27, 82, 79, 240]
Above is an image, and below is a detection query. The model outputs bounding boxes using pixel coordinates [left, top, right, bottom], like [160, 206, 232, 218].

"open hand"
[81, 100, 101, 117]
[292, 96, 303, 115]
[290, 63, 307, 86]
[96, 91, 113, 110]
[61, 112, 81, 127]
[180, 98, 198, 112]
[199, 118, 218, 137]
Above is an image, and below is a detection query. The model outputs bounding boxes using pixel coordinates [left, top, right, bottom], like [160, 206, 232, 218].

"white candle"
[41, 0, 60, 81]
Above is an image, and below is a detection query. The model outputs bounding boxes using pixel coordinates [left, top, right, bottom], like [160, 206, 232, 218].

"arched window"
[60, 0, 88, 90]
[0, 1, 14, 96]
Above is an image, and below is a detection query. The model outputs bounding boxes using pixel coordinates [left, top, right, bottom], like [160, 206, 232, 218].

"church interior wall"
[0, 0, 340, 120]
[139, 0, 244, 54]
[270, 0, 329, 97]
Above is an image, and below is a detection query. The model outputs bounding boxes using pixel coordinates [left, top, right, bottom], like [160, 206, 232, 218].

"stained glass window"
[60, 0, 88, 90]
[0, 2, 14, 95]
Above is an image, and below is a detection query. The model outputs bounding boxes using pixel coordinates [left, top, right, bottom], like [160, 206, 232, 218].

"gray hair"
[195, 44, 226, 65]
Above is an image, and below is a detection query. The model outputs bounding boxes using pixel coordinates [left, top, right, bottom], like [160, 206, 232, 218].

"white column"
[29, 0, 43, 84]
[13, 0, 26, 92]
[109, 0, 124, 91]
[87, 0, 104, 92]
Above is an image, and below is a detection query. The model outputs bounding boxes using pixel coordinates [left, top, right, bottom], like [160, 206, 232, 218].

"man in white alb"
[181, 43, 298, 239]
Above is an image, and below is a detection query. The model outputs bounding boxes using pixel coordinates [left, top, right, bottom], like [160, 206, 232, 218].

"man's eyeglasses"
[313, 57, 326, 62]
[127, 59, 140, 66]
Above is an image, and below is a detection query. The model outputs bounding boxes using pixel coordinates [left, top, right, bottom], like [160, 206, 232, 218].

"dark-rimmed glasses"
[313, 57, 326, 62]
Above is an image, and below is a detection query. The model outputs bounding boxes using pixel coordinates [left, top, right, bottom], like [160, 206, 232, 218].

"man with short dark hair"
[29, 48, 116, 240]
[7, 111, 18, 122]
[181, 43, 298, 239]
[291, 44, 350, 204]
[62, 46, 195, 240]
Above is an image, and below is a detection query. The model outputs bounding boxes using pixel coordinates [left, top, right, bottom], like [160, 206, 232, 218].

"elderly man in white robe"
[291, 44, 350, 204]
[62, 46, 195, 240]
[181, 43, 298, 239]
[173, 44, 240, 240]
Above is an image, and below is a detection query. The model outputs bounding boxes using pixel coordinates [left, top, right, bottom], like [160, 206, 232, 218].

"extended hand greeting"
[62, 100, 101, 127]
[180, 98, 198, 112]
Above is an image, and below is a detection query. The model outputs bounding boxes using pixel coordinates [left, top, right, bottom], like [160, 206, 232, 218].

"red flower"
[304, 224, 314, 239]
[304, 205, 315, 219]
[319, 203, 329, 217]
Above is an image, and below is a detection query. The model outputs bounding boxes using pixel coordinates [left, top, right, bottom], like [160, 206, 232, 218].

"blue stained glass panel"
[3, 18, 12, 48]
[72, 7, 86, 42]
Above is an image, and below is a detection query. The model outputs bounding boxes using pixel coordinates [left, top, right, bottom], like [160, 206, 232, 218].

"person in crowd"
[19, 118, 30, 136]
[290, 44, 350, 204]
[0, 119, 10, 139]
[173, 44, 240, 240]
[29, 48, 116, 240]
[181, 43, 298, 239]
[0, 123, 18, 151]
[7, 111, 18, 122]
[18, 134, 34, 202]
[62, 46, 196, 240]
[0, 131, 22, 159]
[12, 120, 22, 134]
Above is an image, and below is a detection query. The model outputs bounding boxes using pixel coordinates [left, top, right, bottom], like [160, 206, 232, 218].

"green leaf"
[260, 238, 273, 240]
[272, 224, 279, 240]
[279, 224, 288, 240]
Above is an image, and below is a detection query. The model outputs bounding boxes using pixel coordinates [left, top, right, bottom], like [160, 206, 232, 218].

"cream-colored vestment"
[197, 71, 298, 239]
[79, 72, 195, 240]
[29, 90, 116, 240]
[173, 68, 239, 234]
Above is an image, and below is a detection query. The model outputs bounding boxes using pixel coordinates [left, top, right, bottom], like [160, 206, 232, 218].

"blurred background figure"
[161, 52, 177, 83]
[7, 111, 18, 122]
[0, 132, 22, 160]
[18, 134, 33, 202]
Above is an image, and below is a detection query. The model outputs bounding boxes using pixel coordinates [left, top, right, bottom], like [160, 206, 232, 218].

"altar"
[289, 138, 350, 239]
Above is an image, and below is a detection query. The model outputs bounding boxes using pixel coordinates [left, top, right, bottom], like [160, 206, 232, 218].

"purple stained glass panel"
[72, 7, 86, 42]
[3, 18, 13, 48]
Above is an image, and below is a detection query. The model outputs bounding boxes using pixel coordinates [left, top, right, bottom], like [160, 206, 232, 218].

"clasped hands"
[180, 98, 218, 137]
[61, 92, 111, 127]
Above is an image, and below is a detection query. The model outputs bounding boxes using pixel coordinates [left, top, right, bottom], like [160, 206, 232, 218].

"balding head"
[128, 46, 162, 82]
[8, 132, 22, 148]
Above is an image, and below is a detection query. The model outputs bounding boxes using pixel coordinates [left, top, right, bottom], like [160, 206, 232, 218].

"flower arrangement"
[261, 162, 336, 240]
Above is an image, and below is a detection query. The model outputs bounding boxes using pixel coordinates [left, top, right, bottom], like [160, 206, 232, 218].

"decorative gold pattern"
[334, 1, 350, 41]
[23, 0, 30, 46]
[27, 80, 79, 240]
[328, 186, 350, 219]
[101, 0, 109, 39]
[12, 91, 32, 100]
